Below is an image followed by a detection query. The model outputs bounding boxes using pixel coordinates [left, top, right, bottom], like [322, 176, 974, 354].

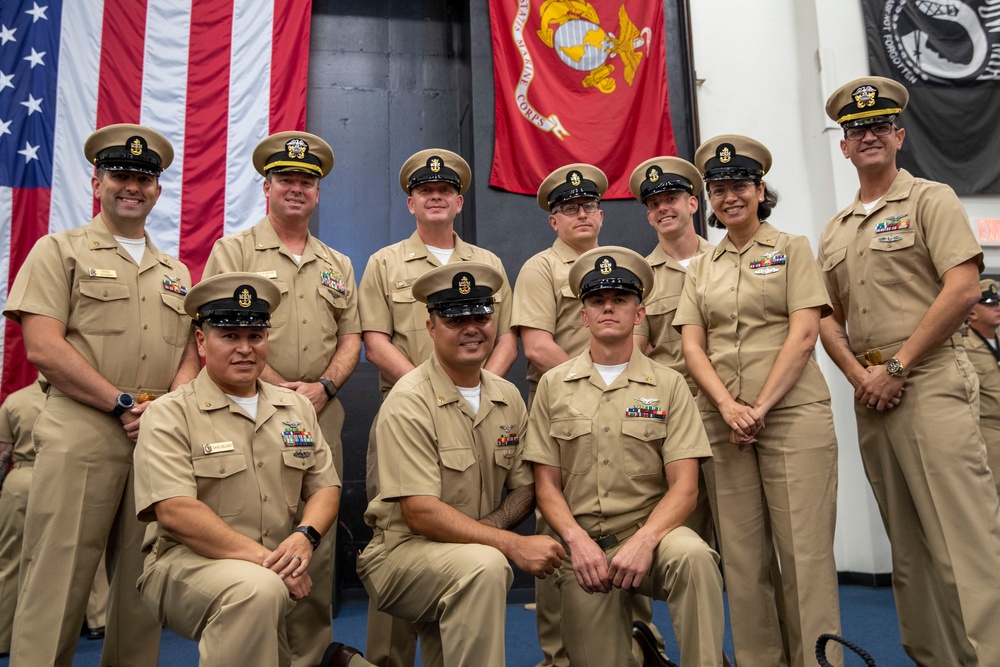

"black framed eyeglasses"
[844, 122, 895, 141]
[556, 200, 600, 216]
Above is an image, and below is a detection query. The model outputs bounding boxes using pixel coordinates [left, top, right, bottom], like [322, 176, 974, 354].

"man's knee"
[447, 545, 513, 598]
[657, 529, 721, 582]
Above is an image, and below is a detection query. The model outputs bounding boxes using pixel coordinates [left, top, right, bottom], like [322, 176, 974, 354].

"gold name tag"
[203, 441, 235, 454]
[256, 270, 278, 279]
[89, 269, 117, 278]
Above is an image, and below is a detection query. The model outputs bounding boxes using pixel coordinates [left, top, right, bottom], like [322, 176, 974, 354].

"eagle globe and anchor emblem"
[511, 1, 651, 139]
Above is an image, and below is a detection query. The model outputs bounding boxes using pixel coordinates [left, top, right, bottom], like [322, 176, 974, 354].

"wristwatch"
[110, 392, 135, 418]
[293, 525, 322, 550]
[886, 357, 908, 378]
[318, 378, 338, 399]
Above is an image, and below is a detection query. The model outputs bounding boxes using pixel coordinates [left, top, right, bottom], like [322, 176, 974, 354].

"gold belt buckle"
[864, 350, 883, 367]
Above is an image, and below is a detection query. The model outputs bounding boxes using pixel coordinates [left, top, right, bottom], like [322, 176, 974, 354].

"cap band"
[837, 107, 902, 125]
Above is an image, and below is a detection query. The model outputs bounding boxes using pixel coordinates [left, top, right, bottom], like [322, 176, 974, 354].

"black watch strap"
[318, 378, 337, 399]
[293, 525, 321, 550]
[110, 393, 134, 418]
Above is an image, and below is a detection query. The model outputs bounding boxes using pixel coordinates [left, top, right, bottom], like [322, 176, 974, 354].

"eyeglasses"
[844, 122, 895, 142]
[707, 180, 756, 200]
[556, 200, 600, 216]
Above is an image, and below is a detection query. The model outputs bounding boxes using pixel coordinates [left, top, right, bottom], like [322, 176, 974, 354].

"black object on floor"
[816, 633, 877, 666]
[632, 620, 679, 667]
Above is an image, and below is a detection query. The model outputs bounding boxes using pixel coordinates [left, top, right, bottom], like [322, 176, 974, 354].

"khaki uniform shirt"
[203, 217, 361, 382]
[0, 381, 45, 464]
[134, 369, 340, 554]
[358, 230, 514, 391]
[817, 169, 983, 354]
[523, 347, 711, 538]
[511, 239, 592, 387]
[364, 355, 531, 548]
[674, 222, 831, 412]
[3, 215, 192, 393]
[963, 330, 1000, 425]
[645, 238, 714, 388]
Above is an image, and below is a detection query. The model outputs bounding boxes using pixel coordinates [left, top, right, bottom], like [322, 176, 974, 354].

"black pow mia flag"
[863, 0, 1000, 194]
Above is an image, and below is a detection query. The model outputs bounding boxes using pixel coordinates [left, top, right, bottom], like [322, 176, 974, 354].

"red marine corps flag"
[488, 0, 676, 199]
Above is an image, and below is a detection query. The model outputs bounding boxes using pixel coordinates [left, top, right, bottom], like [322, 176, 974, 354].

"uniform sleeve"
[374, 387, 444, 501]
[503, 392, 533, 489]
[3, 235, 72, 324]
[202, 236, 246, 277]
[917, 182, 984, 277]
[333, 257, 362, 335]
[491, 258, 515, 338]
[0, 402, 14, 444]
[784, 235, 832, 316]
[522, 373, 562, 467]
[661, 373, 712, 464]
[133, 397, 200, 522]
[816, 227, 845, 310]
[671, 255, 707, 331]
[358, 252, 394, 335]
[511, 255, 558, 334]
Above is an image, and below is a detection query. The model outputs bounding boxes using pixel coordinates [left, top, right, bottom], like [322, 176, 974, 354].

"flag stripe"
[177, 2, 234, 281]
[270, 0, 309, 132]
[139, 2, 192, 259]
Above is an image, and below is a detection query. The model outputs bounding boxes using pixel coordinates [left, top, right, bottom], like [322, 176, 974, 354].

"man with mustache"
[358, 149, 517, 666]
[203, 131, 361, 666]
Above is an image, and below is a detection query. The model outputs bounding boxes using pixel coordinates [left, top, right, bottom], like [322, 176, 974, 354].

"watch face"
[120, 393, 135, 408]
[887, 359, 903, 376]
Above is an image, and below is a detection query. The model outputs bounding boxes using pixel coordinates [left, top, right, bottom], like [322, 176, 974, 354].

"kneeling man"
[358, 263, 565, 667]
[525, 247, 725, 667]
[134, 273, 368, 667]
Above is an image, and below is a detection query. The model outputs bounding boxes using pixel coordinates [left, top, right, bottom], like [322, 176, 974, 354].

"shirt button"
[262, 495, 268, 502]
[862, 308, 867, 314]
[603, 426, 610, 433]
[303, 346, 309, 352]
[603, 396, 610, 403]
[603, 491, 609, 497]
[302, 319, 307, 324]
[730, 286, 735, 291]
[257, 461, 264, 468]
[263, 529, 269, 537]
[141, 354, 147, 360]
[103, 290, 109, 297]
[299, 294, 305, 299]
[603, 459, 610, 465]
[143, 324, 148, 330]
[859, 279, 865, 285]
[730, 314, 736, 320]
[220, 467, 226, 474]
[141, 296, 146, 302]
[858, 250, 864, 256]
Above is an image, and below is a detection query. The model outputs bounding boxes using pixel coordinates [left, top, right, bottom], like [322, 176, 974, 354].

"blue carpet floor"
[0, 585, 910, 665]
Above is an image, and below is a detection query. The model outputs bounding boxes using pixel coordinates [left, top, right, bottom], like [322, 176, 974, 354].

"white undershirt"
[677, 257, 693, 269]
[114, 236, 146, 265]
[458, 384, 482, 413]
[862, 198, 882, 215]
[593, 362, 628, 386]
[227, 393, 259, 420]
[291, 254, 302, 264]
[426, 245, 455, 265]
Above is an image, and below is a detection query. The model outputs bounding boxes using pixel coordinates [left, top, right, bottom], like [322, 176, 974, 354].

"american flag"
[0, 0, 311, 402]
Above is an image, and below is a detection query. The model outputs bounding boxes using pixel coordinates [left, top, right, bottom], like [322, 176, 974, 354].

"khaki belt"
[855, 333, 962, 367]
[593, 523, 642, 551]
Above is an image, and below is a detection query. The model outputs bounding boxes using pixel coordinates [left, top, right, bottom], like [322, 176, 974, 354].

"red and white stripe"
[1, 0, 311, 401]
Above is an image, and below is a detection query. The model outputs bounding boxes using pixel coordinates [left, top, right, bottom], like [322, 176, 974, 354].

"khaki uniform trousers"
[981, 418, 1000, 497]
[703, 401, 841, 667]
[138, 545, 294, 666]
[287, 397, 345, 667]
[359, 535, 513, 667]
[0, 463, 110, 652]
[364, 412, 419, 667]
[10, 394, 160, 666]
[855, 345, 1000, 666]
[554, 526, 724, 667]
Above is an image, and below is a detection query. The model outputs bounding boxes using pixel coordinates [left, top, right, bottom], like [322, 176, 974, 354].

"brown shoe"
[632, 621, 679, 667]
[320, 641, 365, 667]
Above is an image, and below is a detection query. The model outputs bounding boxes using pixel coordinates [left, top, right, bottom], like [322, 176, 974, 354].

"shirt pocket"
[192, 452, 248, 517]
[549, 417, 594, 475]
[159, 292, 190, 347]
[820, 246, 849, 303]
[645, 294, 681, 343]
[494, 447, 517, 470]
[621, 419, 666, 477]
[318, 286, 348, 335]
[281, 448, 316, 509]
[77, 280, 130, 335]
[868, 232, 916, 285]
[268, 279, 290, 328]
[390, 285, 428, 334]
[439, 447, 477, 508]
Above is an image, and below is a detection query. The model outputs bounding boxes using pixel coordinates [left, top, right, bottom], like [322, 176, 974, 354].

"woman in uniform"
[674, 135, 843, 667]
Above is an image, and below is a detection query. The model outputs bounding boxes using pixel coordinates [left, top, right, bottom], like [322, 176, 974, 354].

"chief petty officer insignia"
[281, 420, 315, 449]
[874, 214, 911, 234]
[626, 397, 667, 420]
[321, 269, 346, 295]
[497, 424, 520, 447]
[162, 274, 188, 295]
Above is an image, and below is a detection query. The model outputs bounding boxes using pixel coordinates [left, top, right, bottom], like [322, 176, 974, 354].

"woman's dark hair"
[706, 180, 779, 229]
